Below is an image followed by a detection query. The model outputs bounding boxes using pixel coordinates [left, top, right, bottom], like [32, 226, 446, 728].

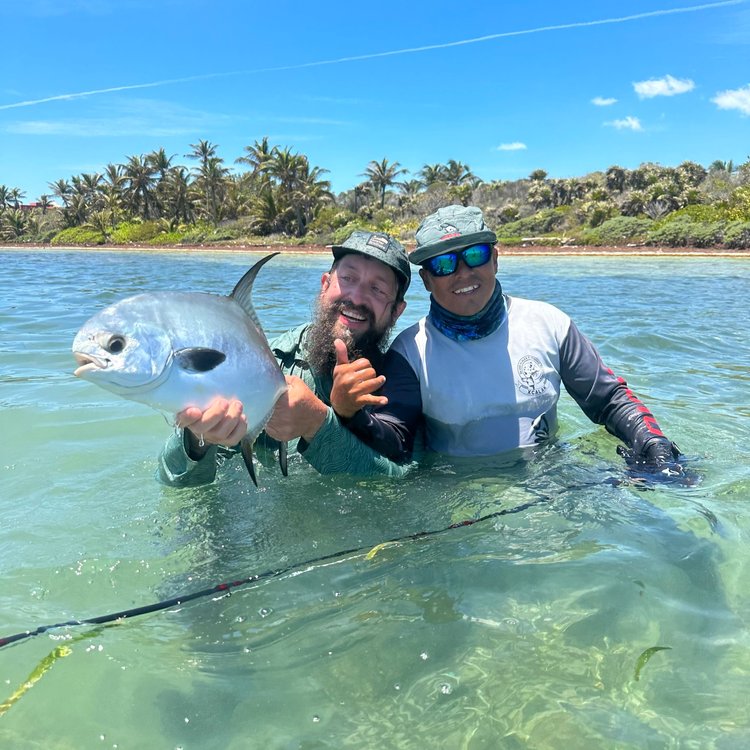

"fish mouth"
[73, 352, 109, 377]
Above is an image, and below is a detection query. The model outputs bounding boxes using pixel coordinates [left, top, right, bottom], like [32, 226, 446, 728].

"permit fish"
[72, 253, 288, 485]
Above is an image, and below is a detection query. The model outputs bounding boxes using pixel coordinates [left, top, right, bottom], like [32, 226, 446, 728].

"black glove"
[617, 439, 698, 486]
[641, 438, 681, 466]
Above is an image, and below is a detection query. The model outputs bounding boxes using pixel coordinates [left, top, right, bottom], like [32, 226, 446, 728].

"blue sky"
[1, 0, 749, 201]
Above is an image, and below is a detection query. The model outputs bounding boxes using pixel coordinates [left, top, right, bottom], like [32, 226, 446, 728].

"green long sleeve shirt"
[157, 323, 411, 486]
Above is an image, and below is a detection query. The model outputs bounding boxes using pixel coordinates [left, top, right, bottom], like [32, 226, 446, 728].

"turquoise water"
[1, 247, 749, 748]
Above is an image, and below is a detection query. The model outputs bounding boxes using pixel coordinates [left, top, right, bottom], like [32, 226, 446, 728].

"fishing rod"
[0, 496, 544, 650]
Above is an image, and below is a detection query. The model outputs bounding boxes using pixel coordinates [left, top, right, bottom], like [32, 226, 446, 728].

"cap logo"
[439, 222, 460, 240]
[366, 233, 389, 250]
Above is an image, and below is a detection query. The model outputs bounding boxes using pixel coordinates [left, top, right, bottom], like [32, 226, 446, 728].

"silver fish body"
[72, 254, 287, 480]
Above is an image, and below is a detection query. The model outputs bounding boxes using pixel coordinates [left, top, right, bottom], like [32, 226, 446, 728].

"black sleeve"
[559, 321, 674, 457]
[344, 349, 423, 463]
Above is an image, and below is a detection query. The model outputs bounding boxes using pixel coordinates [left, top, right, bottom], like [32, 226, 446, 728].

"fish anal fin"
[279, 441, 288, 477]
[175, 348, 226, 373]
[240, 437, 258, 487]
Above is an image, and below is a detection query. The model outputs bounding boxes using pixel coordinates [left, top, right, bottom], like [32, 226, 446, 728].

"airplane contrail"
[0, 0, 742, 111]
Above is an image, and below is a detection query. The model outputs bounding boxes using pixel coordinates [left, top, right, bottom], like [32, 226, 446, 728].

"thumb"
[333, 338, 350, 366]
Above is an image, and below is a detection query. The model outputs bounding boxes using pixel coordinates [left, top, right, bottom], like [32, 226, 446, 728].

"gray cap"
[331, 230, 411, 293]
[410, 205, 497, 264]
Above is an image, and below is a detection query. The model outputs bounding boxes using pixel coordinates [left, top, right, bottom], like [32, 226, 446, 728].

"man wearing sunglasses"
[341, 205, 683, 474]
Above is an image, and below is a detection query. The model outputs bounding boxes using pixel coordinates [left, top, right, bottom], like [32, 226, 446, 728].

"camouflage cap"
[331, 230, 411, 293]
[410, 205, 497, 264]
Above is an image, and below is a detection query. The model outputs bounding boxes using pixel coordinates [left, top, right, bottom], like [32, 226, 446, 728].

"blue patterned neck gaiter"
[428, 280, 506, 341]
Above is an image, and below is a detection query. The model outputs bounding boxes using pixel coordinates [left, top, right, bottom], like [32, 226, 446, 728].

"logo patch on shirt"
[516, 355, 549, 395]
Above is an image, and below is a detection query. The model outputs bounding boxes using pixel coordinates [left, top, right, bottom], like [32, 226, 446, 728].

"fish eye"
[105, 335, 126, 354]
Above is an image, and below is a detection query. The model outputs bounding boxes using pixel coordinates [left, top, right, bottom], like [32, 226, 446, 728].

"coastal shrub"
[687, 222, 726, 247]
[724, 221, 750, 248]
[583, 216, 654, 245]
[147, 231, 187, 246]
[667, 203, 730, 222]
[576, 200, 617, 228]
[647, 216, 725, 247]
[110, 221, 164, 244]
[495, 207, 568, 238]
[307, 207, 356, 235]
[50, 226, 106, 246]
[331, 220, 378, 245]
[495, 234, 526, 247]
[497, 203, 521, 224]
[178, 223, 215, 243]
[727, 185, 750, 220]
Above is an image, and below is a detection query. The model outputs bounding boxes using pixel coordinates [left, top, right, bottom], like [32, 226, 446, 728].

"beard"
[305, 298, 396, 376]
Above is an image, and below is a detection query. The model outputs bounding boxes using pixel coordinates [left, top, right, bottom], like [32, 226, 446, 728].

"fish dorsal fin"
[230, 252, 279, 334]
[175, 347, 226, 372]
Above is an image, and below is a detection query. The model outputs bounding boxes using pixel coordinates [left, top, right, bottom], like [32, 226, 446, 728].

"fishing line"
[0, 495, 546, 651]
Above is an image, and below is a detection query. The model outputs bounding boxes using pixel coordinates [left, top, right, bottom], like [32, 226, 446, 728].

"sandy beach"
[15, 242, 747, 257]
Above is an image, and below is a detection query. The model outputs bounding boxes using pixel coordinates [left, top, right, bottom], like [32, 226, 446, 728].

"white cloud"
[592, 96, 617, 106]
[496, 142, 527, 151]
[711, 84, 750, 115]
[605, 116, 643, 131]
[633, 74, 695, 98]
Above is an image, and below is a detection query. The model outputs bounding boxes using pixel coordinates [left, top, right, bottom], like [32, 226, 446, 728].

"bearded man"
[158, 230, 411, 485]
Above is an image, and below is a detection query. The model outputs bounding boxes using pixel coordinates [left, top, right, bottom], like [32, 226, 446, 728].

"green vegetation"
[1, 141, 749, 250]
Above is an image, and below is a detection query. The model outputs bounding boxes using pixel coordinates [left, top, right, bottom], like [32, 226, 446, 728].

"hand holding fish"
[176, 398, 248, 458]
[72, 253, 288, 485]
[329, 338, 388, 419]
[265, 376, 328, 442]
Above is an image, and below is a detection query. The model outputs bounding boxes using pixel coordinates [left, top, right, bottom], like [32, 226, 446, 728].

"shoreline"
[2, 242, 748, 257]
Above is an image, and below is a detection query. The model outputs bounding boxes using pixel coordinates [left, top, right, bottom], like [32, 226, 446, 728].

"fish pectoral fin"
[174, 347, 227, 373]
[279, 441, 288, 477]
[240, 437, 258, 487]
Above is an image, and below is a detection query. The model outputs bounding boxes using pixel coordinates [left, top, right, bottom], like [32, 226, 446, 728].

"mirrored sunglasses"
[423, 244, 493, 277]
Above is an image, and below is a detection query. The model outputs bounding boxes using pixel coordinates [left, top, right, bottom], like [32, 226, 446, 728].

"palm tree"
[187, 141, 228, 225]
[443, 160, 477, 187]
[161, 166, 194, 227]
[264, 148, 330, 235]
[266, 146, 303, 197]
[147, 148, 174, 180]
[362, 158, 406, 208]
[0, 208, 28, 240]
[605, 165, 627, 193]
[397, 179, 424, 211]
[0, 185, 12, 211]
[186, 140, 218, 171]
[201, 157, 231, 224]
[352, 182, 372, 213]
[8, 187, 26, 209]
[146, 148, 176, 216]
[419, 163, 447, 186]
[236, 136, 274, 176]
[709, 160, 734, 174]
[36, 194, 53, 214]
[48, 179, 73, 222]
[289, 160, 333, 236]
[122, 154, 158, 219]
